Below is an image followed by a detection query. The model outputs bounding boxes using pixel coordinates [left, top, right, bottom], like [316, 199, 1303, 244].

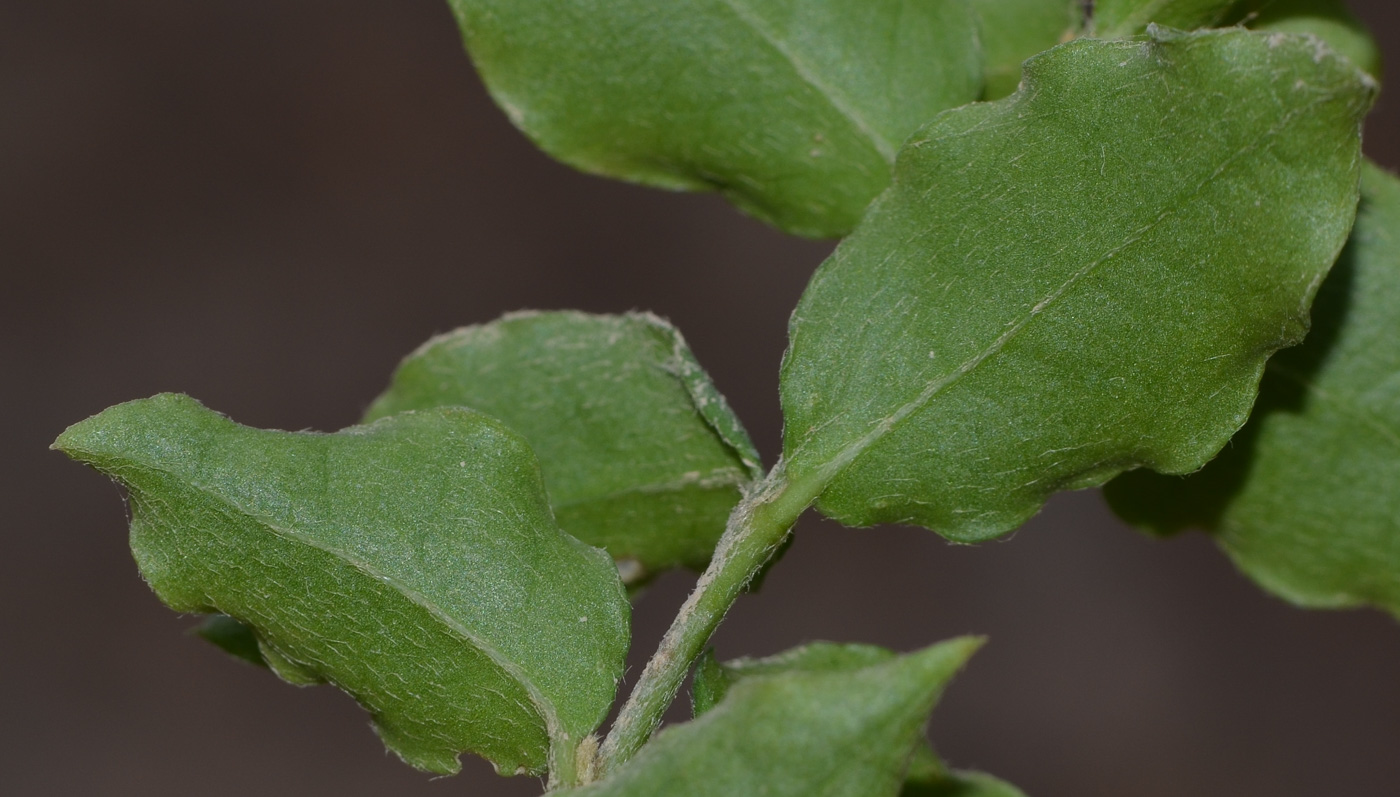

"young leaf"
[1106, 161, 1400, 619]
[1092, 0, 1235, 37]
[779, 28, 1374, 542]
[971, 0, 1080, 99]
[566, 638, 983, 797]
[446, 0, 983, 237]
[1228, 0, 1383, 79]
[690, 643, 1025, 797]
[366, 312, 762, 584]
[54, 395, 630, 778]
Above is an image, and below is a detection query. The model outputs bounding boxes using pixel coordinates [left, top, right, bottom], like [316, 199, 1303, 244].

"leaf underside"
[1107, 161, 1400, 619]
[780, 27, 1373, 542]
[55, 395, 630, 776]
[446, 0, 983, 237]
[692, 642, 1025, 797]
[367, 311, 761, 583]
[566, 639, 983, 797]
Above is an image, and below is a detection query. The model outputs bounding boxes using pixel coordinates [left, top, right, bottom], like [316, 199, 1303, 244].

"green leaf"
[446, 0, 983, 237]
[1092, 0, 1236, 37]
[779, 28, 1374, 542]
[689, 641, 896, 718]
[690, 643, 1025, 797]
[192, 614, 269, 669]
[366, 311, 762, 584]
[971, 0, 1080, 99]
[566, 638, 983, 797]
[901, 746, 1028, 797]
[1106, 161, 1400, 619]
[1229, 0, 1383, 79]
[54, 394, 630, 779]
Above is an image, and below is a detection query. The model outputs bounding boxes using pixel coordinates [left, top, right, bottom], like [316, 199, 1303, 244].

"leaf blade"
[971, 0, 1081, 99]
[447, 0, 983, 237]
[1229, 0, 1383, 79]
[690, 643, 1026, 797]
[1093, 0, 1236, 37]
[55, 395, 630, 776]
[367, 311, 760, 583]
[568, 639, 983, 797]
[780, 28, 1374, 541]
[1107, 161, 1400, 618]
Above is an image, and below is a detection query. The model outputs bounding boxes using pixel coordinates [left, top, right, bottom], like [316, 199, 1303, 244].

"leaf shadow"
[1105, 218, 1360, 534]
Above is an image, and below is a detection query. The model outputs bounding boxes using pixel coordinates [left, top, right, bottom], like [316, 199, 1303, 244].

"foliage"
[55, 1, 1394, 794]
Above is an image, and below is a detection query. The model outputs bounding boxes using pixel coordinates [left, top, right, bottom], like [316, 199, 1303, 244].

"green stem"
[594, 464, 821, 776]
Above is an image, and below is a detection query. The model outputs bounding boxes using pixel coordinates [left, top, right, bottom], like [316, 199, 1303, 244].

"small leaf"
[689, 641, 895, 718]
[691, 643, 1026, 797]
[971, 0, 1080, 99]
[901, 746, 1028, 797]
[567, 638, 983, 797]
[192, 614, 268, 669]
[367, 311, 761, 584]
[1092, 0, 1235, 37]
[1106, 161, 1400, 619]
[779, 28, 1374, 542]
[1228, 0, 1383, 79]
[54, 395, 630, 777]
[446, 0, 983, 237]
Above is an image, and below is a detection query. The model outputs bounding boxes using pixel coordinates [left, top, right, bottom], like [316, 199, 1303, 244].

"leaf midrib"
[797, 78, 1341, 492]
[716, 0, 898, 161]
[112, 455, 565, 747]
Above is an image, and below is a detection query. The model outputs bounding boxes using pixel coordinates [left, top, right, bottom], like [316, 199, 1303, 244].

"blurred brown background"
[4, 2, 1399, 795]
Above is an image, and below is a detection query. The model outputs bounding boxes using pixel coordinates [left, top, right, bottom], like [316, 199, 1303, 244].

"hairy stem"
[594, 464, 821, 776]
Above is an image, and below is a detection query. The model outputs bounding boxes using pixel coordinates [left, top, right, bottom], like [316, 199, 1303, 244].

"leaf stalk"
[592, 463, 822, 778]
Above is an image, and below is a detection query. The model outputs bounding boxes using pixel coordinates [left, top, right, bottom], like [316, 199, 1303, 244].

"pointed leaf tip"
[568, 638, 984, 797]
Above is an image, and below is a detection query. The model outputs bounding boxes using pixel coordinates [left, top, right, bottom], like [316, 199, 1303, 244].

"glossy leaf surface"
[567, 639, 982, 797]
[971, 0, 1080, 99]
[367, 312, 761, 583]
[447, 0, 982, 237]
[691, 643, 1025, 797]
[54, 395, 630, 777]
[1107, 162, 1400, 618]
[780, 28, 1373, 541]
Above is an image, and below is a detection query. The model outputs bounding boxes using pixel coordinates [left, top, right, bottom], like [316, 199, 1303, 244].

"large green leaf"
[1228, 0, 1383, 79]
[564, 638, 982, 797]
[54, 395, 630, 778]
[1106, 161, 1400, 618]
[779, 28, 1374, 542]
[691, 643, 1025, 797]
[366, 312, 762, 584]
[1092, 0, 1236, 37]
[446, 0, 983, 237]
[971, 0, 1080, 99]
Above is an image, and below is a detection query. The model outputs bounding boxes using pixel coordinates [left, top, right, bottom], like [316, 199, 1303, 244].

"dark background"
[4, 2, 1399, 795]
